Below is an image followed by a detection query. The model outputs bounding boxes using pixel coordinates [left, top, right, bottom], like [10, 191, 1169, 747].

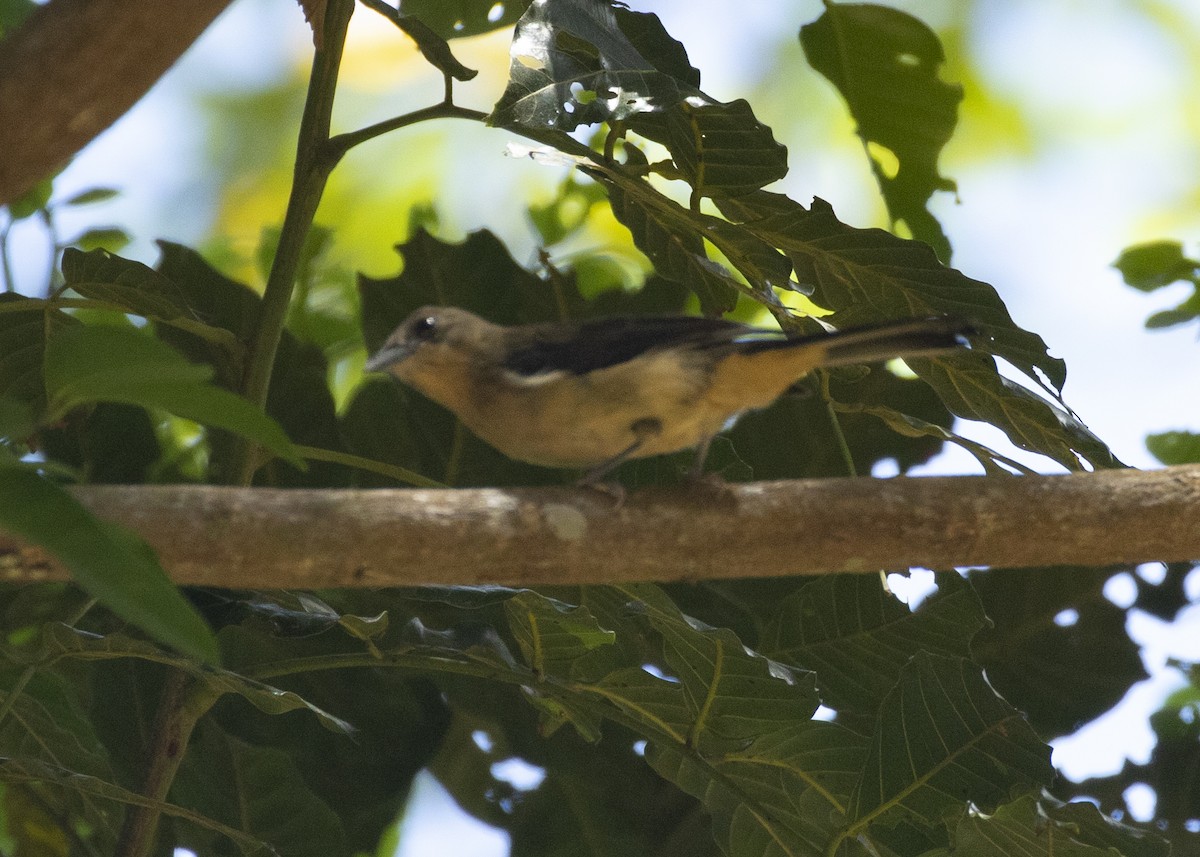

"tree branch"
[3, 467, 1198, 587]
[0, 0, 234, 205]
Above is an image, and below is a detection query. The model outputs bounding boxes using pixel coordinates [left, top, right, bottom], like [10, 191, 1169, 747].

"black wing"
[503, 315, 759, 376]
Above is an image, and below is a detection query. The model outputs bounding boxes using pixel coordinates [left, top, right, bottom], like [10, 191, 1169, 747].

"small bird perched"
[365, 307, 973, 482]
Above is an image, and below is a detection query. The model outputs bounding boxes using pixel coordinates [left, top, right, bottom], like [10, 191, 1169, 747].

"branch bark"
[0, 0, 234, 205]
[3, 466, 1198, 587]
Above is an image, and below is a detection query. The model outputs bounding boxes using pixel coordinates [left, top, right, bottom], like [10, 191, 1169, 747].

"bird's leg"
[577, 417, 662, 487]
[686, 434, 715, 480]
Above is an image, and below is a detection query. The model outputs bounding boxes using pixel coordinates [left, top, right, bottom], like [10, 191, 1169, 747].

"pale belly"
[465, 354, 739, 468]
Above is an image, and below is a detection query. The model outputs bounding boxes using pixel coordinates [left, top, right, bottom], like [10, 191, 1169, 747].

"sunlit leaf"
[1113, 240, 1197, 291]
[1147, 430, 1200, 466]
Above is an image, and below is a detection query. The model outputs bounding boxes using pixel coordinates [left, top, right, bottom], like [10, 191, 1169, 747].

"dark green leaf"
[0, 757, 278, 856]
[61, 247, 242, 358]
[43, 324, 300, 466]
[504, 590, 615, 678]
[389, 10, 478, 80]
[931, 793, 1169, 857]
[1147, 430, 1200, 465]
[0, 395, 35, 439]
[22, 624, 354, 735]
[1114, 240, 1197, 291]
[491, 1, 785, 198]
[720, 193, 1064, 391]
[802, 3, 962, 260]
[0, 669, 112, 778]
[917, 354, 1117, 471]
[172, 725, 346, 857]
[0, 467, 218, 662]
[397, 0, 531, 39]
[604, 178, 741, 315]
[666, 98, 790, 198]
[971, 565, 1145, 739]
[762, 573, 986, 720]
[846, 653, 1053, 833]
[0, 293, 76, 411]
[39, 402, 160, 484]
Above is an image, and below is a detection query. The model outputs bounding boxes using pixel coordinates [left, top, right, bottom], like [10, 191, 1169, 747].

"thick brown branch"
[3, 466, 1198, 587]
[0, 0, 234, 205]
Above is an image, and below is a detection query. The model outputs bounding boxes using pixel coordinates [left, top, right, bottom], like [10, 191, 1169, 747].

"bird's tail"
[814, 316, 975, 367]
[738, 316, 973, 365]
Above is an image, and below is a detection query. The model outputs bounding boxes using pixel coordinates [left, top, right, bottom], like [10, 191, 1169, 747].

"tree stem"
[113, 673, 219, 857]
[230, 0, 355, 486]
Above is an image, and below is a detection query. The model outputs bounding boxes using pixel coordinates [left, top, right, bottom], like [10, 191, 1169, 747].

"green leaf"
[845, 652, 1053, 834]
[585, 585, 869, 855]
[971, 565, 1146, 739]
[7, 178, 52, 220]
[0, 395, 35, 439]
[802, 3, 962, 260]
[0, 757, 279, 856]
[61, 247, 242, 358]
[917, 353, 1117, 471]
[43, 324, 300, 467]
[503, 590, 616, 678]
[1147, 430, 1200, 465]
[0, 466, 218, 663]
[604, 178, 742, 315]
[720, 193, 1065, 392]
[665, 98, 790, 199]
[394, 0, 531, 39]
[712, 192, 1116, 469]
[172, 725, 346, 857]
[21, 624, 354, 735]
[932, 793, 1169, 857]
[388, 11, 478, 81]
[63, 187, 120, 207]
[761, 573, 987, 719]
[0, 294, 76, 411]
[490, 1, 786, 198]
[73, 227, 131, 253]
[1113, 240, 1197, 291]
[0, 670, 112, 779]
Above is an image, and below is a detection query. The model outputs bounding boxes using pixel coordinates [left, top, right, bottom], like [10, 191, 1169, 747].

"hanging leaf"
[801, 3, 962, 260]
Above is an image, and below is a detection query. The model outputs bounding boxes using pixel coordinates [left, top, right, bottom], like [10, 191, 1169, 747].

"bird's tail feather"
[741, 316, 974, 367]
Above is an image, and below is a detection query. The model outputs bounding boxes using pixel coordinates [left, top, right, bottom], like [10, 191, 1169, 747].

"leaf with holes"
[801, 3, 962, 260]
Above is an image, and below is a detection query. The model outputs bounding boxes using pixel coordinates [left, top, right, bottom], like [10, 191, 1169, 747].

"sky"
[7, 0, 1199, 853]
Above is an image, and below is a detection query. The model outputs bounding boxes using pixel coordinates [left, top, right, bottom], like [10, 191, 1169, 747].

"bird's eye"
[410, 315, 438, 341]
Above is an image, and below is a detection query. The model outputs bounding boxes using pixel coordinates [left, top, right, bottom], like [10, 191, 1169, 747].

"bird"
[364, 306, 973, 483]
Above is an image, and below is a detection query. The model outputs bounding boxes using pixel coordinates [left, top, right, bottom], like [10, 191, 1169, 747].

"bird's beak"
[364, 342, 415, 373]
